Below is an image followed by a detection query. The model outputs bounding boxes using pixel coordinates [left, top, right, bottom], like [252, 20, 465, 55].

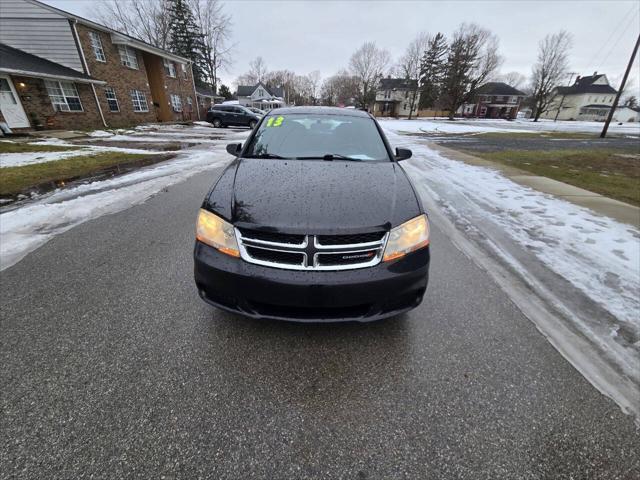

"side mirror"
[226, 143, 242, 156]
[395, 147, 412, 161]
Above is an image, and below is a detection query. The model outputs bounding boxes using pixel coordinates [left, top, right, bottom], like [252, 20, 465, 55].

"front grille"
[317, 232, 385, 246]
[247, 300, 372, 320]
[237, 228, 388, 271]
[317, 250, 378, 266]
[237, 228, 304, 245]
[245, 246, 304, 266]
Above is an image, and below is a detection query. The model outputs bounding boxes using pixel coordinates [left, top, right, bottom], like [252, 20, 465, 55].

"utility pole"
[601, 33, 640, 138]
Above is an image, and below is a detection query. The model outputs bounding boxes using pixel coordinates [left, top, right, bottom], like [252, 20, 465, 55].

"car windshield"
[243, 113, 390, 161]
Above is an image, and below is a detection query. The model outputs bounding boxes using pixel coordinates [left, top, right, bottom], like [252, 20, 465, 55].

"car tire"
[249, 120, 257, 129]
[212, 118, 222, 128]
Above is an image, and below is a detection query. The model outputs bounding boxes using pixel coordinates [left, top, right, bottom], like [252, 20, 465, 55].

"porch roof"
[0, 44, 105, 85]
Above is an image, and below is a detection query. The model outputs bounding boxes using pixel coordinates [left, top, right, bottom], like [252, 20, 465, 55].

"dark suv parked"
[194, 107, 430, 322]
[206, 105, 260, 128]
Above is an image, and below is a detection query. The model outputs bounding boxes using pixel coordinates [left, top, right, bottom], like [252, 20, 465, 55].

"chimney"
[593, 71, 597, 76]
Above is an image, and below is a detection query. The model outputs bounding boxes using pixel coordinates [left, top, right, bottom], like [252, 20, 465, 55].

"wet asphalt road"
[1, 167, 639, 480]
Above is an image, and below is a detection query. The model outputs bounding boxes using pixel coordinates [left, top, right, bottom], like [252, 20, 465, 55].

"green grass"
[466, 148, 640, 206]
[0, 142, 83, 154]
[0, 152, 155, 196]
[475, 131, 596, 140]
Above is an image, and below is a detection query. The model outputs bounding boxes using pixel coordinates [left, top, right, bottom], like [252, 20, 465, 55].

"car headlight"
[196, 209, 240, 257]
[383, 214, 430, 262]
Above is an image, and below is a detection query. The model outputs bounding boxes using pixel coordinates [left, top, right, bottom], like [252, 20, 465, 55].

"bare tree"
[307, 70, 322, 105]
[249, 57, 268, 83]
[498, 71, 527, 89]
[398, 32, 431, 119]
[530, 31, 572, 121]
[441, 23, 503, 120]
[320, 70, 360, 106]
[97, 0, 171, 49]
[264, 69, 296, 103]
[349, 42, 391, 109]
[190, 0, 233, 93]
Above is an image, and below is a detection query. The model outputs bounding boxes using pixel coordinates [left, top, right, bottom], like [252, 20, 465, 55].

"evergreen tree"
[168, 0, 206, 84]
[418, 33, 447, 110]
[218, 84, 232, 100]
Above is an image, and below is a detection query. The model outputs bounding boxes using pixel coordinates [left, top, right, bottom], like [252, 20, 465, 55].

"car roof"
[265, 106, 372, 118]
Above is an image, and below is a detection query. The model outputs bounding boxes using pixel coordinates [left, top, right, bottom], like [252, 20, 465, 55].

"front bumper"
[194, 241, 430, 322]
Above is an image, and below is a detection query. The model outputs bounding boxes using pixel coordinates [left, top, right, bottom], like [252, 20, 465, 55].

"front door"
[0, 76, 29, 128]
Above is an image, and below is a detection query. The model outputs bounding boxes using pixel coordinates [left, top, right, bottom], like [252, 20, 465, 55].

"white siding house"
[373, 78, 419, 117]
[0, 0, 84, 71]
[541, 73, 617, 121]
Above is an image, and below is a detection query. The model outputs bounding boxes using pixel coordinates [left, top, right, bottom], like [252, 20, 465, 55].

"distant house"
[373, 78, 419, 117]
[540, 72, 617, 121]
[457, 82, 526, 119]
[236, 82, 284, 111]
[612, 105, 639, 123]
[195, 85, 223, 119]
[0, 0, 197, 132]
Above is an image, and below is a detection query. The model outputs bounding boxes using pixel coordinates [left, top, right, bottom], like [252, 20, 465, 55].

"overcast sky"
[44, 0, 640, 93]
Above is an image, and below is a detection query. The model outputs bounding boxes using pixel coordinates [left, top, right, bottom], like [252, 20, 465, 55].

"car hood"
[215, 158, 421, 234]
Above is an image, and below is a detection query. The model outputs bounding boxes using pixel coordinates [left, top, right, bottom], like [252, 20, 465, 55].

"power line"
[584, 3, 637, 72]
[592, 8, 639, 73]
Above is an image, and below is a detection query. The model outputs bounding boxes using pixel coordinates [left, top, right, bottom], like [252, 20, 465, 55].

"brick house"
[0, 0, 198, 132]
[457, 82, 527, 119]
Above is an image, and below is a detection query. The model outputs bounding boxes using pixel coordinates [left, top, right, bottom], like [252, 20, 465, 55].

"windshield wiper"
[243, 153, 289, 159]
[297, 154, 363, 161]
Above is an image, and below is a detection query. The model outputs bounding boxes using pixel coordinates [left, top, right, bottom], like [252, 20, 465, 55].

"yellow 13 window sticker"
[266, 116, 284, 127]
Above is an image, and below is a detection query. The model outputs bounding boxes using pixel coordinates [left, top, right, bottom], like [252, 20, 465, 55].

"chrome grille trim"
[236, 228, 388, 271]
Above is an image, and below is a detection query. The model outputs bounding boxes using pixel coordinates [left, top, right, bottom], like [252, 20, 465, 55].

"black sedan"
[194, 106, 430, 322]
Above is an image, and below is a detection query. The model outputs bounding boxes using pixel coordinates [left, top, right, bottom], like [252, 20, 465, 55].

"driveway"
[1, 157, 638, 479]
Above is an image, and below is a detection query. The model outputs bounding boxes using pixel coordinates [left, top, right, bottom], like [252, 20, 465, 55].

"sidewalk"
[430, 143, 640, 228]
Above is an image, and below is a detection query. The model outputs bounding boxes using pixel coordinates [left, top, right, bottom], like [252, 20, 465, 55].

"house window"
[163, 58, 176, 77]
[104, 87, 119, 112]
[181, 63, 187, 79]
[186, 96, 193, 109]
[44, 80, 83, 112]
[89, 31, 106, 62]
[130, 89, 148, 112]
[170, 94, 183, 112]
[119, 46, 139, 69]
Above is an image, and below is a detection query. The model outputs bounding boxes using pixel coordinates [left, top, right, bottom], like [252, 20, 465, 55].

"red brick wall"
[76, 24, 157, 128]
[162, 61, 198, 121]
[11, 75, 103, 131]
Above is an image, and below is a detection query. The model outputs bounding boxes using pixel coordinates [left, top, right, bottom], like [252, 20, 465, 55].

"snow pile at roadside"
[379, 117, 640, 136]
[379, 118, 532, 135]
[87, 130, 113, 138]
[0, 141, 241, 270]
[0, 143, 162, 168]
[385, 128, 640, 386]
